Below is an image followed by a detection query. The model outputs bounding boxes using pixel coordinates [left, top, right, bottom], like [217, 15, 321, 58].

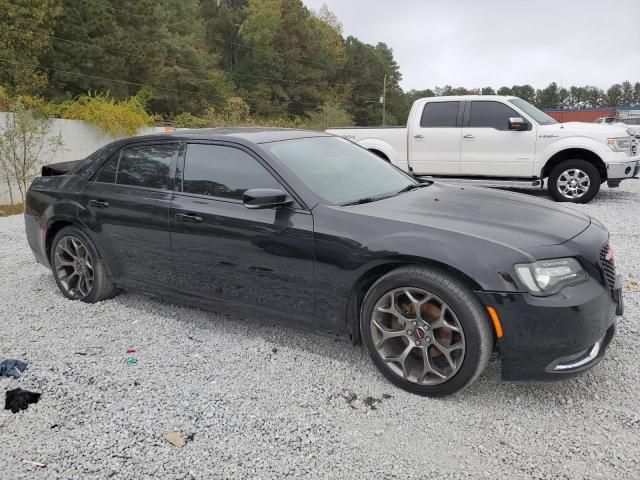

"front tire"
[548, 159, 601, 203]
[50, 226, 118, 303]
[360, 266, 493, 397]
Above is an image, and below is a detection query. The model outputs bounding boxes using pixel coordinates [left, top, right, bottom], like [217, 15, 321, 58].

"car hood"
[347, 183, 591, 248]
[541, 121, 630, 136]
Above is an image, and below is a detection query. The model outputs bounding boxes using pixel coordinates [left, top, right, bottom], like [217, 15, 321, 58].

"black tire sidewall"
[360, 267, 492, 397]
[50, 226, 111, 303]
[548, 159, 601, 203]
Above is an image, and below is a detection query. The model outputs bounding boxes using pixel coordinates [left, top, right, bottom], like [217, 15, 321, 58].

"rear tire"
[360, 266, 493, 397]
[548, 159, 601, 203]
[50, 226, 119, 303]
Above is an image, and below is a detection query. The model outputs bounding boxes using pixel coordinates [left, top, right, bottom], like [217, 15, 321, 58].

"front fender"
[361, 231, 532, 292]
[537, 137, 611, 173]
[357, 138, 409, 171]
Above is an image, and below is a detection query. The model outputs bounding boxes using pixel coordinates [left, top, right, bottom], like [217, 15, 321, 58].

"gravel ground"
[1, 182, 639, 480]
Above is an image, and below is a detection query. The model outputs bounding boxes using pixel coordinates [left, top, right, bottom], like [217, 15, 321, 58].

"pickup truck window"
[468, 101, 519, 130]
[508, 98, 557, 125]
[420, 102, 460, 128]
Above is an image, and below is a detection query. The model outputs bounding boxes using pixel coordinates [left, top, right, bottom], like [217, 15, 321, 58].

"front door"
[409, 100, 462, 175]
[169, 142, 315, 326]
[78, 142, 180, 289]
[460, 100, 537, 177]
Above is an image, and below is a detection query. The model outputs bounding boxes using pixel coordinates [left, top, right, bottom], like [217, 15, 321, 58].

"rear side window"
[420, 102, 460, 128]
[180, 144, 281, 200]
[116, 143, 179, 189]
[94, 154, 118, 183]
[469, 101, 520, 130]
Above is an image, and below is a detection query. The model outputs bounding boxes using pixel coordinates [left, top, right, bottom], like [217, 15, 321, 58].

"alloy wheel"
[370, 287, 466, 385]
[557, 168, 590, 200]
[53, 236, 95, 300]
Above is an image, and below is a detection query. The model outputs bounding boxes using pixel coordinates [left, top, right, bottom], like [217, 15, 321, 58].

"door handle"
[414, 134, 424, 139]
[463, 134, 475, 139]
[175, 213, 203, 223]
[88, 199, 109, 209]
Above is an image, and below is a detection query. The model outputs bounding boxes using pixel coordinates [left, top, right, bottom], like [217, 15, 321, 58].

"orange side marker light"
[486, 306, 503, 338]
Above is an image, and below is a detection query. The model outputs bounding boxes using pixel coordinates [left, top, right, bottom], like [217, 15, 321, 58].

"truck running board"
[417, 176, 543, 188]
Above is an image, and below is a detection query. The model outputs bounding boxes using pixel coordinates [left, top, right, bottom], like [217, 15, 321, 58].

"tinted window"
[116, 143, 178, 190]
[420, 102, 459, 128]
[469, 101, 520, 130]
[181, 144, 280, 200]
[94, 154, 118, 183]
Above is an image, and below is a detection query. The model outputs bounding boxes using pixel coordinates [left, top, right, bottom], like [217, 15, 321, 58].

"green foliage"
[0, 0, 61, 95]
[54, 91, 156, 136]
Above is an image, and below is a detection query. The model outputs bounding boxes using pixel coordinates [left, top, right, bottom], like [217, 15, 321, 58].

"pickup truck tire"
[360, 266, 493, 397]
[50, 226, 119, 303]
[548, 159, 600, 203]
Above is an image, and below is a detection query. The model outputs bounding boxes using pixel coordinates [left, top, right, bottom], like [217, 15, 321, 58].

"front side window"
[116, 143, 179, 190]
[181, 144, 281, 200]
[469, 101, 520, 130]
[420, 101, 460, 128]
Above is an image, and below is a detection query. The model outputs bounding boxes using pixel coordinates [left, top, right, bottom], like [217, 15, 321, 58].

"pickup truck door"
[409, 100, 462, 175]
[460, 100, 536, 177]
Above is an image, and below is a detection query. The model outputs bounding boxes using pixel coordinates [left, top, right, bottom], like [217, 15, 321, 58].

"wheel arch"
[345, 257, 484, 345]
[45, 218, 79, 264]
[367, 148, 390, 162]
[541, 148, 607, 182]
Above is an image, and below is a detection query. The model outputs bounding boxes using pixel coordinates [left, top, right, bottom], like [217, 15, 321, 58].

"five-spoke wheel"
[50, 226, 118, 303]
[361, 266, 493, 396]
[371, 287, 465, 385]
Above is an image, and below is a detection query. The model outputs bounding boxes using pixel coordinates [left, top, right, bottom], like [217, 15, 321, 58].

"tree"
[0, 99, 64, 207]
[481, 86, 496, 95]
[621, 81, 633, 105]
[497, 86, 512, 96]
[536, 82, 560, 109]
[0, 0, 61, 95]
[606, 84, 623, 106]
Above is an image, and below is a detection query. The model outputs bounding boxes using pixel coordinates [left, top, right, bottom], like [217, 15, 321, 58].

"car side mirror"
[509, 117, 529, 131]
[243, 188, 292, 209]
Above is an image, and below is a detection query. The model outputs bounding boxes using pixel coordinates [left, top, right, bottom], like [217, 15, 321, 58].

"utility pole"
[381, 75, 387, 126]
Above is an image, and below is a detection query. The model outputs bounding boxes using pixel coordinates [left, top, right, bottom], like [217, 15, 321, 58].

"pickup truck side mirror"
[509, 117, 530, 131]
[243, 188, 293, 209]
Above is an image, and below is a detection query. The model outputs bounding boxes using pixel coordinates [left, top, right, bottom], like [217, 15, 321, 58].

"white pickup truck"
[327, 95, 640, 203]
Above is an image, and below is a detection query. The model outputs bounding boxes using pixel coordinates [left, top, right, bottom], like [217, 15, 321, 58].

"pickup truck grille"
[599, 243, 616, 298]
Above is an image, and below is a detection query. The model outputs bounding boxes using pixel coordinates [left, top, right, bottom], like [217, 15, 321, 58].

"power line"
[0, 58, 378, 110]
[83, 0, 384, 79]
[9, 26, 379, 88]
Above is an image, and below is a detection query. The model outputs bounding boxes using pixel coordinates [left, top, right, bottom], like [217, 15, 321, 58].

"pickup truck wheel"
[360, 266, 493, 397]
[50, 226, 119, 303]
[548, 160, 600, 203]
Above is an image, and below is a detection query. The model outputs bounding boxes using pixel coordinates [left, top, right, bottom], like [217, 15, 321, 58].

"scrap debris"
[5, 388, 41, 413]
[164, 431, 187, 448]
[0, 359, 28, 379]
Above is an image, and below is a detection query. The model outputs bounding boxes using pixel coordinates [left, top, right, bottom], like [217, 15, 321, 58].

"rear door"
[168, 142, 315, 325]
[78, 142, 180, 289]
[409, 100, 462, 175]
[460, 100, 536, 177]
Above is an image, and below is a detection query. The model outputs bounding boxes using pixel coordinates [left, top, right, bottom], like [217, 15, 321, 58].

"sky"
[302, 0, 640, 92]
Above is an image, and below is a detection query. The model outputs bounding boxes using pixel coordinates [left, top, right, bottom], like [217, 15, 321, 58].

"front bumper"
[477, 276, 618, 381]
[606, 158, 640, 184]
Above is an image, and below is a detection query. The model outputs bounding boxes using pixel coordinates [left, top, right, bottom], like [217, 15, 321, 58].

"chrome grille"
[599, 243, 616, 297]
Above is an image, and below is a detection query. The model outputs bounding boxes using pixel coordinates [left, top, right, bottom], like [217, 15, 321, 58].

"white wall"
[0, 113, 165, 204]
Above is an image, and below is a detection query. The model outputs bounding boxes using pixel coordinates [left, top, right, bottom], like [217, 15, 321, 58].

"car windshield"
[264, 136, 418, 205]
[508, 98, 558, 125]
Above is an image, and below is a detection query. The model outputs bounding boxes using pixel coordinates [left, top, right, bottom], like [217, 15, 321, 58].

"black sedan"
[25, 128, 623, 396]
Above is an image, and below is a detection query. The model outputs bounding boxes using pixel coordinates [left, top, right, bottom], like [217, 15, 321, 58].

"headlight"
[514, 258, 588, 295]
[607, 137, 631, 153]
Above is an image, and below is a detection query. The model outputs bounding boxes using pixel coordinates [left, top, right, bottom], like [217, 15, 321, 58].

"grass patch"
[0, 203, 24, 217]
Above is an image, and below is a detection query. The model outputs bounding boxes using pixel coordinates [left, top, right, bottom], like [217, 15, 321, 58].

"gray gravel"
[1, 181, 639, 480]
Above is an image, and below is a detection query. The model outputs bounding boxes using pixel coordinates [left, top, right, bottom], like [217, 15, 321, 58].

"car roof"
[132, 127, 331, 145]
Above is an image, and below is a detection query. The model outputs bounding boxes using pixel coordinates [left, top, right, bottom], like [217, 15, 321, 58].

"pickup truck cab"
[327, 95, 640, 203]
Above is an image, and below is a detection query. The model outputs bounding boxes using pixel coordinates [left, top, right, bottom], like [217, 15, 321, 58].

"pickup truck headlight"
[514, 258, 588, 295]
[607, 137, 631, 154]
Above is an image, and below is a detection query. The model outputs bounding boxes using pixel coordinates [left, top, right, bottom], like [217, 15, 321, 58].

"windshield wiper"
[341, 196, 387, 206]
[395, 182, 430, 194]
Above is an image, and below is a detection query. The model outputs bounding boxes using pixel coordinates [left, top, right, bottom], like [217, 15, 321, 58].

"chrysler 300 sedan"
[25, 128, 623, 396]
